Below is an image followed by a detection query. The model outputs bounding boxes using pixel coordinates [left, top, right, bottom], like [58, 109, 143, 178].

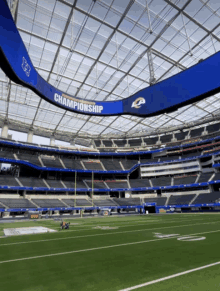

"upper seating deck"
[190, 127, 204, 138]
[175, 131, 188, 141]
[102, 140, 113, 147]
[207, 123, 220, 133]
[128, 139, 142, 147]
[93, 122, 220, 150]
[143, 136, 158, 145]
[160, 134, 172, 144]
[0, 129, 220, 161]
[114, 139, 127, 148]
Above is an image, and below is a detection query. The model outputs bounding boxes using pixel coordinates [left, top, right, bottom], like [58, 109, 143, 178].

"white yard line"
[0, 221, 219, 249]
[0, 228, 219, 265]
[119, 260, 220, 290]
[0, 217, 216, 240]
[1, 220, 218, 246]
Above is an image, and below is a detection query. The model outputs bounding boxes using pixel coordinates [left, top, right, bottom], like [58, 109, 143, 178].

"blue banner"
[1, 0, 220, 116]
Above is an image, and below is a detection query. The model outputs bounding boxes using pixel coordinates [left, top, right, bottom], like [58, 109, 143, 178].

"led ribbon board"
[1, 0, 220, 117]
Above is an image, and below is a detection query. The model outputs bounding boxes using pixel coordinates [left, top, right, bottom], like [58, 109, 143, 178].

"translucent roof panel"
[0, 0, 220, 140]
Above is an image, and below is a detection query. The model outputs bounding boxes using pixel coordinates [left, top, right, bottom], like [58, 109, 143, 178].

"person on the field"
[60, 221, 70, 230]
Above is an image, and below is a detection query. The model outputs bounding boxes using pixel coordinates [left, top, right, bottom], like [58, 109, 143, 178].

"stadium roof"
[1, 0, 220, 142]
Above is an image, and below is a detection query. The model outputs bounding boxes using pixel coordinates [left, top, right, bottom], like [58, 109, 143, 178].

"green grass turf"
[0, 214, 220, 290]
[139, 263, 220, 291]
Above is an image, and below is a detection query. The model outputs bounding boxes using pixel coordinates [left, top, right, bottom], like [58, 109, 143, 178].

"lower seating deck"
[0, 192, 219, 210]
[0, 198, 35, 208]
[193, 192, 220, 204]
[93, 199, 118, 206]
[32, 199, 66, 208]
[168, 194, 196, 205]
[62, 199, 92, 206]
[144, 197, 167, 206]
[113, 198, 141, 206]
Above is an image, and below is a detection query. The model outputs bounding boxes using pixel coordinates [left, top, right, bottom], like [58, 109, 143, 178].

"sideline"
[119, 261, 220, 290]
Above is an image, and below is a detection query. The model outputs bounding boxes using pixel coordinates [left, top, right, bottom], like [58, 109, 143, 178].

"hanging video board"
[1, 0, 220, 117]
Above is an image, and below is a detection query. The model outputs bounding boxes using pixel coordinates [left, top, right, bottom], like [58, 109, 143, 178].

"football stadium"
[1, 0, 220, 290]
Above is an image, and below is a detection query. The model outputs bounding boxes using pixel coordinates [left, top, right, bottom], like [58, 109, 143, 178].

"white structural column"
[50, 135, 55, 146]
[70, 139, 75, 146]
[147, 49, 156, 85]
[27, 130, 33, 143]
[1, 122, 8, 138]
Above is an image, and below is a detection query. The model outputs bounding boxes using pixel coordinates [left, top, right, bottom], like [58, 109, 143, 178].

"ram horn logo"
[131, 97, 146, 109]
[21, 57, 31, 77]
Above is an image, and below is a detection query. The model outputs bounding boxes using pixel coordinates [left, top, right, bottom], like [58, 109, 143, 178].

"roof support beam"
[164, 0, 220, 43]
[95, 0, 193, 137]
[18, 28, 151, 89]
[147, 49, 156, 85]
[58, 0, 186, 71]
[54, 0, 136, 137]
[31, 0, 78, 127]
[151, 3, 220, 131]
[4, 0, 20, 123]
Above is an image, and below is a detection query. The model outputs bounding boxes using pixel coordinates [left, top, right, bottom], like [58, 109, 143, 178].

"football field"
[0, 213, 220, 290]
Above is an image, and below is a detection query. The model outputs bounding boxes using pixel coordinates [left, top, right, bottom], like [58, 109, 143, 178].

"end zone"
[4, 226, 57, 236]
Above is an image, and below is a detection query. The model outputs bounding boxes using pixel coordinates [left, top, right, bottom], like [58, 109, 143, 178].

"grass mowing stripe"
[32, 215, 213, 228]
[119, 261, 220, 291]
[49, 216, 217, 232]
[0, 220, 219, 247]
[0, 215, 214, 232]
[37, 218, 163, 227]
[0, 228, 220, 265]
